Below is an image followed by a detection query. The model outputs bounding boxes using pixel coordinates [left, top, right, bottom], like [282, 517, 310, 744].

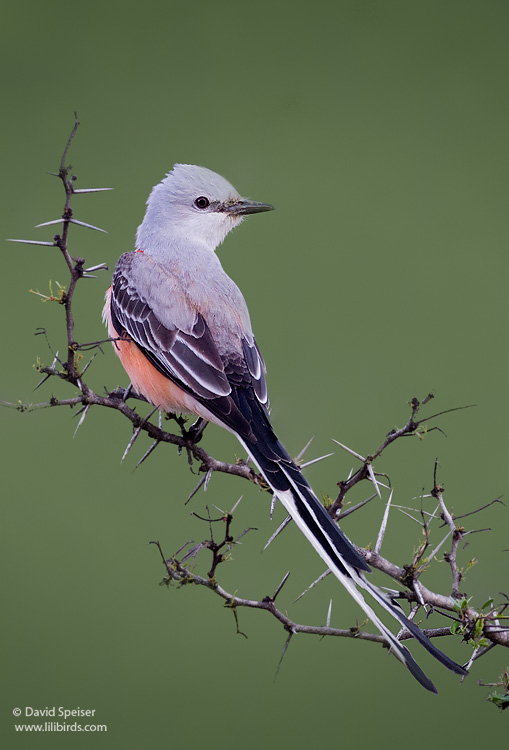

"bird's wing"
[110, 251, 268, 418]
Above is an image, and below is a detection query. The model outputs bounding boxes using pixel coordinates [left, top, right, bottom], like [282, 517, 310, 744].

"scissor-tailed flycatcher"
[104, 164, 466, 691]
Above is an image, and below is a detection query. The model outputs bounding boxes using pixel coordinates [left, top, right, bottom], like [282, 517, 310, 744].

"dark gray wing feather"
[110, 253, 268, 407]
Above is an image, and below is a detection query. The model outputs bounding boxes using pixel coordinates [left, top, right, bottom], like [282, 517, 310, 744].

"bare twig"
[5, 119, 508, 701]
[432, 461, 463, 599]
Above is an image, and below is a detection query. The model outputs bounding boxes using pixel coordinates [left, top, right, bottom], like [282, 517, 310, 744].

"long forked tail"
[235, 424, 467, 692]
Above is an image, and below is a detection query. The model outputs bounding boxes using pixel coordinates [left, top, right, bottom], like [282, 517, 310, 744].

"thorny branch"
[4, 119, 508, 705]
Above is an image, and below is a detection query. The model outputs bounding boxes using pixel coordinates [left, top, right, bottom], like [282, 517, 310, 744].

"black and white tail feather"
[232, 403, 467, 694]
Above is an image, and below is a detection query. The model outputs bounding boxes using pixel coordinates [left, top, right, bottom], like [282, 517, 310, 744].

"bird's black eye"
[194, 196, 210, 210]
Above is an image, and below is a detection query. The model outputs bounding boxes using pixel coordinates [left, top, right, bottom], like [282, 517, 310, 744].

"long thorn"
[83, 263, 109, 273]
[33, 373, 52, 390]
[421, 530, 452, 565]
[121, 406, 158, 461]
[367, 464, 382, 500]
[80, 352, 97, 376]
[230, 496, 244, 514]
[272, 571, 291, 601]
[7, 238, 56, 246]
[204, 468, 213, 491]
[300, 452, 334, 469]
[69, 218, 108, 233]
[294, 570, 331, 602]
[326, 599, 333, 628]
[35, 219, 66, 227]
[396, 508, 422, 524]
[337, 494, 377, 520]
[331, 438, 366, 462]
[296, 436, 314, 461]
[122, 426, 143, 462]
[413, 582, 426, 608]
[135, 439, 161, 469]
[73, 404, 90, 438]
[274, 632, 294, 682]
[263, 516, 291, 551]
[375, 489, 393, 554]
[73, 187, 114, 193]
[186, 475, 207, 504]
[393, 503, 440, 520]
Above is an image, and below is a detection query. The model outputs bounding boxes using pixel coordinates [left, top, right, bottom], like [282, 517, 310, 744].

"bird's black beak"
[220, 199, 274, 216]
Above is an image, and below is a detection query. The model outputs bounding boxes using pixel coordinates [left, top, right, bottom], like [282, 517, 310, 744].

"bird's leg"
[184, 417, 208, 444]
[167, 414, 207, 444]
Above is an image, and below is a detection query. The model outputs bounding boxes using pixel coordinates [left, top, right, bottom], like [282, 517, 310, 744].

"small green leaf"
[322, 494, 334, 510]
[452, 596, 470, 612]
[486, 692, 509, 711]
[472, 617, 485, 640]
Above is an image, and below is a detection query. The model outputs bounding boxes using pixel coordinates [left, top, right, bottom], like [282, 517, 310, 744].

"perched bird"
[104, 164, 465, 691]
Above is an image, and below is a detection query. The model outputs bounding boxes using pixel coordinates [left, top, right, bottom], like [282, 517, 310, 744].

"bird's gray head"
[136, 164, 273, 254]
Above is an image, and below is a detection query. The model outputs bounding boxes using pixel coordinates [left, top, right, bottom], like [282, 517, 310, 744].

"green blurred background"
[2, 0, 508, 746]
